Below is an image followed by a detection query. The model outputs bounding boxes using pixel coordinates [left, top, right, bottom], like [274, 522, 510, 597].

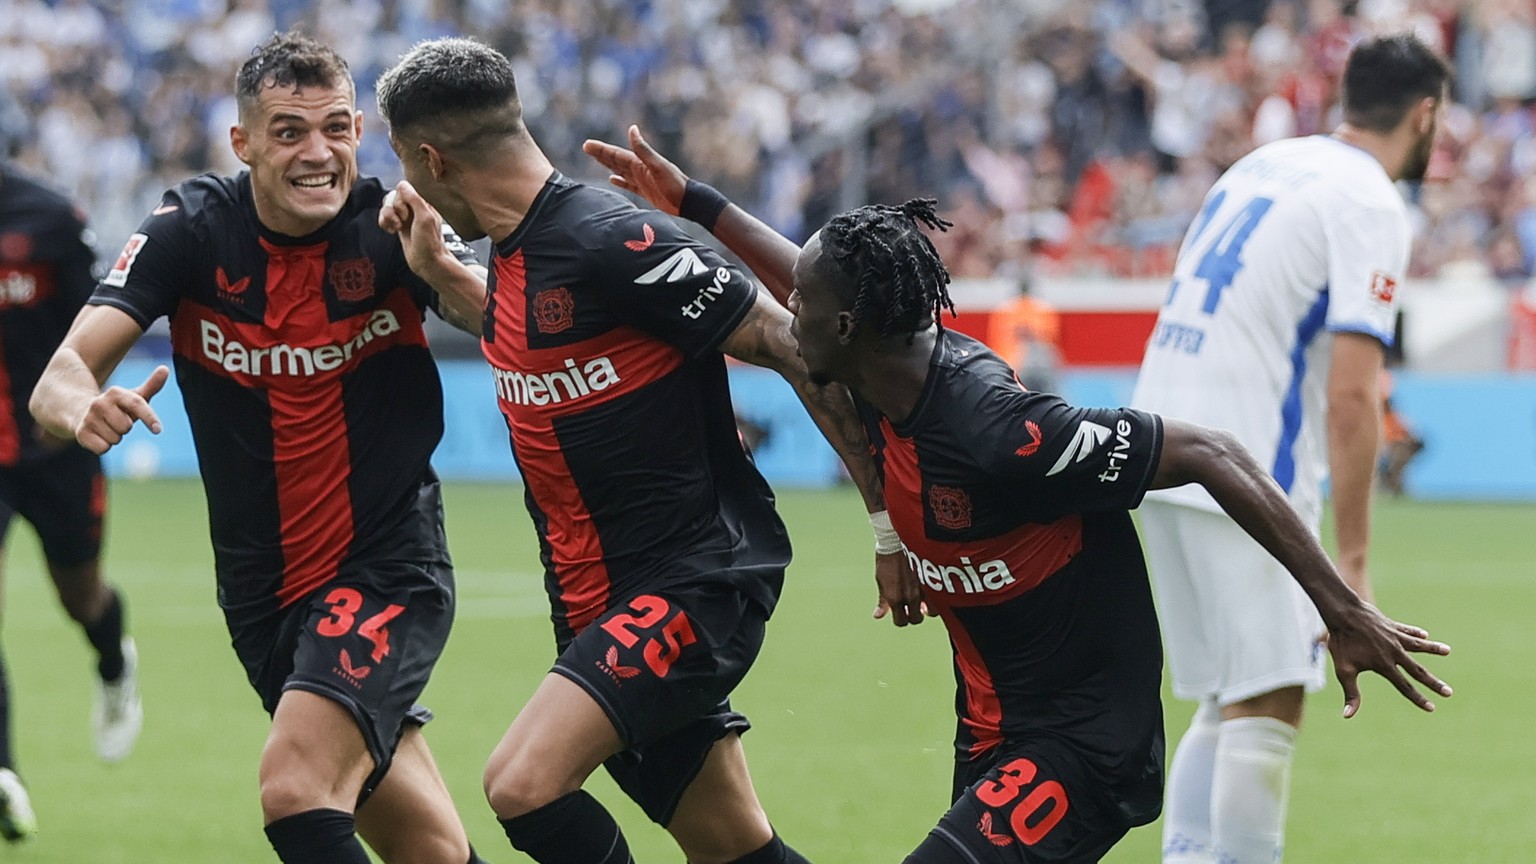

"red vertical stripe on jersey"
[491, 250, 610, 631]
[508, 418, 610, 631]
[876, 417, 923, 541]
[944, 613, 1005, 757]
[261, 240, 352, 607]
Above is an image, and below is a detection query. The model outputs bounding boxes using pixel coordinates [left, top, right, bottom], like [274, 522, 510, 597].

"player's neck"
[1329, 125, 1404, 180]
[853, 329, 937, 425]
[468, 141, 557, 244]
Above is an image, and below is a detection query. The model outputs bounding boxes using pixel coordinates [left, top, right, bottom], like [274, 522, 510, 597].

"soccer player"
[582, 126, 1452, 863]
[1128, 35, 1450, 864]
[30, 33, 490, 864]
[0, 161, 141, 840]
[373, 37, 915, 864]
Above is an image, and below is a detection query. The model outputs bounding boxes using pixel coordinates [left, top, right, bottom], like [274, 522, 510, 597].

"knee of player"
[482, 753, 570, 819]
[259, 769, 342, 822]
[259, 744, 363, 819]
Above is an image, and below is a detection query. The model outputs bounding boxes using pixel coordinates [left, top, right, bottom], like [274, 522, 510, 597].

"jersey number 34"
[1167, 190, 1275, 316]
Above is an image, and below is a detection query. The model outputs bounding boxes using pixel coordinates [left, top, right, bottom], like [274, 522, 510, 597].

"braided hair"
[819, 199, 956, 342]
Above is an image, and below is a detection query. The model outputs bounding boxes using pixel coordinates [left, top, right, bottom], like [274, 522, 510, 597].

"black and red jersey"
[483, 172, 790, 638]
[859, 329, 1166, 827]
[90, 172, 471, 619]
[0, 163, 96, 466]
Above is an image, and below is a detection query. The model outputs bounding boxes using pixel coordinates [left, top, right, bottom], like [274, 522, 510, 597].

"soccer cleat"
[93, 638, 143, 763]
[0, 768, 37, 842]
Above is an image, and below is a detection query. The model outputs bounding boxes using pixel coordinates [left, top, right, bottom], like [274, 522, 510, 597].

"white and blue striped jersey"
[1131, 135, 1410, 527]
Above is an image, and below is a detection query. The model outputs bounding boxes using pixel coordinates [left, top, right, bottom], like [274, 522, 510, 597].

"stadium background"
[2, 0, 1535, 861]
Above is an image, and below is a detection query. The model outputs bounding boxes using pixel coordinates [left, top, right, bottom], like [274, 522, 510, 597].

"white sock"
[1211, 716, 1298, 864]
[1162, 700, 1220, 863]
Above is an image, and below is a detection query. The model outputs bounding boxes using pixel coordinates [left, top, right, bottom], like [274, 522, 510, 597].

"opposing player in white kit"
[1130, 34, 1450, 864]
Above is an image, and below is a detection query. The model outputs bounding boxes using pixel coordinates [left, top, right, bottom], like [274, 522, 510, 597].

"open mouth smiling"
[291, 173, 337, 190]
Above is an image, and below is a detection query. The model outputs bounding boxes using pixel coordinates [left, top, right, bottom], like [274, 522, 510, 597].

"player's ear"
[1415, 96, 1436, 135]
[837, 311, 858, 345]
[353, 109, 364, 141]
[419, 143, 448, 182]
[230, 124, 251, 166]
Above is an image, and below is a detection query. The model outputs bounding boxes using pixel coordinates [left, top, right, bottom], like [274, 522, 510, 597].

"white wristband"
[870, 510, 903, 555]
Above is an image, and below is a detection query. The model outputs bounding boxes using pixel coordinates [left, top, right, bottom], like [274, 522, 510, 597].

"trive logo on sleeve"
[679, 266, 734, 320]
[1046, 418, 1134, 483]
[1098, 419, 1134, 483]
[902, 547, 1015, 596]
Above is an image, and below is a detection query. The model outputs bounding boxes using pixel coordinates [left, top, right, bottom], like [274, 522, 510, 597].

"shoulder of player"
[0, 168, 80, 228]
[145, 172, 245, 237]
[925, 333, 1032, 442]
[541, 181, 695, 257]
[1313, 173, 1409, 232]
[339, 177, 406, 243]
[347, 175, 388, 213]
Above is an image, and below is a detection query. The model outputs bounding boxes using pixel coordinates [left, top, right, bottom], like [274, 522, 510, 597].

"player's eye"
[327, 123, 350, 135]
[274, 128, 300, 141]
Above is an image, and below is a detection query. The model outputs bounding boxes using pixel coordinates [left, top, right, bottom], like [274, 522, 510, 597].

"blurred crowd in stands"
[2, 0, 1535, 286]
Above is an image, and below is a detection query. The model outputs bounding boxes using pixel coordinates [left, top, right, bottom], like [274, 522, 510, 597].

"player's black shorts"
[910, 738, 1135, 864]
[0, 446, 105, 568]
[552, 580, 768, 825]
[227, 561, 454, 800]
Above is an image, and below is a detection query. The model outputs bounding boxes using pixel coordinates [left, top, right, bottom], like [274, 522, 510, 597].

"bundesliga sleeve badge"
[103, 233, 149, 288]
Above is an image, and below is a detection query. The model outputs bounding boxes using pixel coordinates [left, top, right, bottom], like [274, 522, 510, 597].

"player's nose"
[297, 129, 331, 163]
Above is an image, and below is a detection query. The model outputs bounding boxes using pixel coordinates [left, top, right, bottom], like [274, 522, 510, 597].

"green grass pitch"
[0, 481, 1530, 862]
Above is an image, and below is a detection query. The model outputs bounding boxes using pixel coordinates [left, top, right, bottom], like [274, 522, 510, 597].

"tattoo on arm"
[434, 294, 481, 336]
[720, 291, 885, 511]
[795, 377, 885, 512]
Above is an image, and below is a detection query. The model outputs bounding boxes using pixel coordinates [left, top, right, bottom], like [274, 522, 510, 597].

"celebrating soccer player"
[374, 37, 912, 864]
[582, 124, 1453, 863]
[30, 32, 491, 864]
[0, 161, 142, 842]
[1129, 35, 1449, 864]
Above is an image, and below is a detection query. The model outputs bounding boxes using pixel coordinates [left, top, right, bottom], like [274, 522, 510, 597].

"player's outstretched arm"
[1149, 417, 1451, 717]
[584, 125, 800, 305]
[380, 180, 487, 336]
[717, 291, 925, 626]
[31, 305, 167, 455]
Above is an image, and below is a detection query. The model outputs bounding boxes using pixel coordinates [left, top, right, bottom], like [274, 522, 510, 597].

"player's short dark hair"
[376, 38, 524, 156]
[235, 31, 352, 118]
[1342, 34, 1451, 133]
[817, 199, 956, 341]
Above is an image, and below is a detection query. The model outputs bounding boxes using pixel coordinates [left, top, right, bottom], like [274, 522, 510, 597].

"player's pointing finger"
[124, 397, 163, 435]
[581, 139, 623, 169]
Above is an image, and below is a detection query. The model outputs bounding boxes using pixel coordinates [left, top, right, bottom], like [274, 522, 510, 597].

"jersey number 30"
[975, 756, 1071, 845]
